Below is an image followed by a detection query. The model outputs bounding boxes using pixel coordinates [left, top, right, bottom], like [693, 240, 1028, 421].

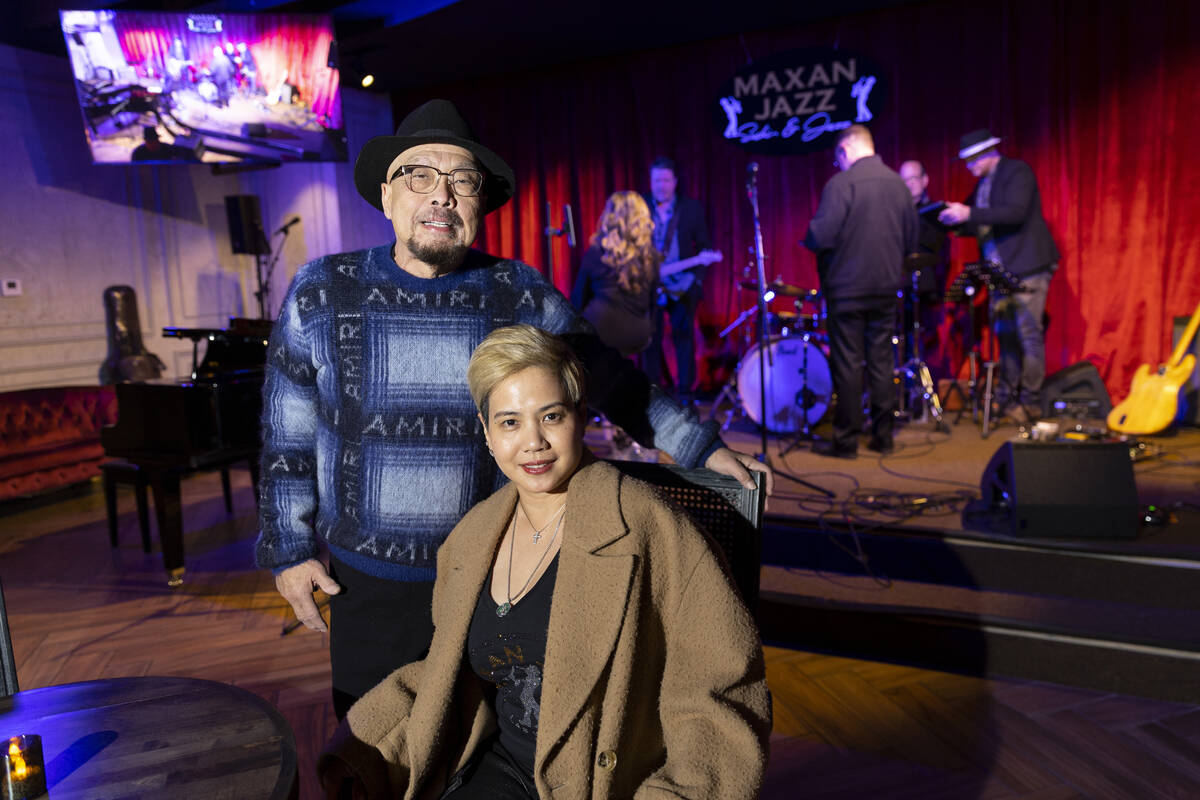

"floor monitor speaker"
[225, 194, 269, 255]
[972, 440, 1138, 539]
[1040, 361, 1112, 419]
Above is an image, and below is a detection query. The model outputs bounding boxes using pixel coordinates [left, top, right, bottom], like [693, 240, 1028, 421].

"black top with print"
[467, 554, 558, 778]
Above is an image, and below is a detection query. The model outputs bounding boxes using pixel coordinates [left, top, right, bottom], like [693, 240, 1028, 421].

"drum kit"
[711, 254, 948, 442]
[712, 277, 832, 437]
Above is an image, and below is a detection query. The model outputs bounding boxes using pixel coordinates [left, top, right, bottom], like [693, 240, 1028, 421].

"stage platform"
[590, 410, 1200, 704]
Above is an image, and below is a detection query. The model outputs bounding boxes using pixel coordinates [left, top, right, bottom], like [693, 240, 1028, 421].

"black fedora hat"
[354, 99, 515, 213]
[958, 128, 1002, 160]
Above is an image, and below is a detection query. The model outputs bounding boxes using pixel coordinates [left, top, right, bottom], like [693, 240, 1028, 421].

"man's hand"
[938, 202, 971, 225]
[705, 447, 775, 494]
[275, 559, 342, 633]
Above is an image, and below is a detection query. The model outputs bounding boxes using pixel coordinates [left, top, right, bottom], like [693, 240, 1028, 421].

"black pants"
[328, 555, 435, 720]
[826, 300, 898, 451]
[645, 289, 700, 398]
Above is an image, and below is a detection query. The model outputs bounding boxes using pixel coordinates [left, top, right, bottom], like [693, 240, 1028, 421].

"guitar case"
[99, 285, 166, 384]
[1039, 360, 1112, 419]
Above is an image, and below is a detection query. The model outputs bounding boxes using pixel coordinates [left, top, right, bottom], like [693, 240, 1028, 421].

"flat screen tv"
[60, 9, 347, 165]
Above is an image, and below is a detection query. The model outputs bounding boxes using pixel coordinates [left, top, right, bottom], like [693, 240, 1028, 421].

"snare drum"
[737, 337, 832, 432]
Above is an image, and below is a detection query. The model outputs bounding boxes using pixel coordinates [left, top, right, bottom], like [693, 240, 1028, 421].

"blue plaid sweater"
[255, 244, 721, 581]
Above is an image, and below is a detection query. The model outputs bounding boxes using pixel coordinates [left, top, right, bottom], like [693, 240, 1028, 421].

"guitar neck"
[659, 255, 705, 278]
[1167, 301, 1200, 368]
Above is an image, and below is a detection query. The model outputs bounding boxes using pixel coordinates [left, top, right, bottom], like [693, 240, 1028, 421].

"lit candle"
[2, 735, 46, 800]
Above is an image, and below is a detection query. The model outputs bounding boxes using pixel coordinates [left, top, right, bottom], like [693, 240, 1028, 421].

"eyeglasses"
[389, 164, 485, 197]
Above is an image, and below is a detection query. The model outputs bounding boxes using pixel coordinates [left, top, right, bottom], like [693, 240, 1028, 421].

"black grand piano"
[101, 318, 271, 585]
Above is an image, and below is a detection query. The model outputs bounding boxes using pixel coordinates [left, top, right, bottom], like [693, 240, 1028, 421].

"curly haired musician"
[569, 191, 661, 357]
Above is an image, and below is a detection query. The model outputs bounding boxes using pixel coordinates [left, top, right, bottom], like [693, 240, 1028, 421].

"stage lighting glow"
[361, 74, 375, 88]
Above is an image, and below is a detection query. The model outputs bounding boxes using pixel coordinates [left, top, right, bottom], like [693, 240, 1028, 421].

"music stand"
[943, 261, 1025, 437]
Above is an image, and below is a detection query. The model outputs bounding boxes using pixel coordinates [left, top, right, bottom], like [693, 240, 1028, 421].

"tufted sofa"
[0, 386, 118, 502]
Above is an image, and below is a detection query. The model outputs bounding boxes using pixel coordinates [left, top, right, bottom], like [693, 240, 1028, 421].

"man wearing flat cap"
[940, 129, 1060, 424]
[254, 99, 771, 717]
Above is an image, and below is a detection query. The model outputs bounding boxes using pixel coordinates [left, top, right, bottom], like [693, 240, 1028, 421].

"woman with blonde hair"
[320, 324, 771, 800]
[570, 191, 662, 356]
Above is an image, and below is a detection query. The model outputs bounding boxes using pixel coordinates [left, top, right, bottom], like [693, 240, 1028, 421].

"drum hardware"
[738, 278, 819, 299]
[776, 334, 834, 456]
[895, 257, 947, 431]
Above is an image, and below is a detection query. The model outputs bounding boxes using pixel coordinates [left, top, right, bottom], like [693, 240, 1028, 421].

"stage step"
[760, 519, 1200, 703]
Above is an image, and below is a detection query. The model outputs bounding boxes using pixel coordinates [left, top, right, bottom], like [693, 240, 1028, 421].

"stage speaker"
[1040, 360, 1112, 419]
[972, 440, 1138, 539]
[1173, 315, 1200, 426]
[225, 194, 269, 255]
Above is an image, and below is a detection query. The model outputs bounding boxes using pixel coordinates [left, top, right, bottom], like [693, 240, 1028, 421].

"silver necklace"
[520, 500, 566, 543]
[496, 507, 565, 618]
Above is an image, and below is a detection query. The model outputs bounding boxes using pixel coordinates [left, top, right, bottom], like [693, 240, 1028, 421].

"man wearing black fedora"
[253, 98, 771, 718]
[940, 129, 1060, 424]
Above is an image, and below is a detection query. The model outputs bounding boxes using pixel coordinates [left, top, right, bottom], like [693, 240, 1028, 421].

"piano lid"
[163, 318, 271, 381]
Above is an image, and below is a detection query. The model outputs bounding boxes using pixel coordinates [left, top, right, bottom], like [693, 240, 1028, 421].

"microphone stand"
[746, 164, 833, 498]
[255, 224, 295, 321]
[747, 165, 771, 462]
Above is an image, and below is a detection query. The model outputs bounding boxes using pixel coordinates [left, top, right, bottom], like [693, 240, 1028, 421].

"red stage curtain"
[391, 0, 1200, 398]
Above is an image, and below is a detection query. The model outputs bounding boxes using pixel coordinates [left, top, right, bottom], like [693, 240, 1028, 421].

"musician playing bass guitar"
[642, 157, 714, 405]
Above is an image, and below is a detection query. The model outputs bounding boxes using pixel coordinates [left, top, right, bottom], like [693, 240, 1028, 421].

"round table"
[0, 676, 297, 799]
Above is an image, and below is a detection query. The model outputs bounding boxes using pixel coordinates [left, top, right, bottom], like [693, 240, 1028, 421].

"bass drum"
[737, 337, 832, 432]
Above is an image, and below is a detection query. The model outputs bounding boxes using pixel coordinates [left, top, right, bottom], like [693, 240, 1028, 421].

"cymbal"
[905, 252, 940, 271]
[739, 279, 817, 298]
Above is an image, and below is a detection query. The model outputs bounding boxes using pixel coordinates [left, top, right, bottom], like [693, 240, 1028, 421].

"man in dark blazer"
[804, 125, 918, 458]
[642, 157, 713, 403]
[940, 129, 1060, 424]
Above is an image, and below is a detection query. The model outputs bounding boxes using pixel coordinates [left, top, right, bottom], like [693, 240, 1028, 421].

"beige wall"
[0, 44, 393, 390]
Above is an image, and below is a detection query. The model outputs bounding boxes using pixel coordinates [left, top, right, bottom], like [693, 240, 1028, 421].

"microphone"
[274, 216, 301, 234]
[563, 203, 576, 248]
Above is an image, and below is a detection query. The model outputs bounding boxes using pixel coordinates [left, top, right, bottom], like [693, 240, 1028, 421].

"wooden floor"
[3, 470, 1200, 799]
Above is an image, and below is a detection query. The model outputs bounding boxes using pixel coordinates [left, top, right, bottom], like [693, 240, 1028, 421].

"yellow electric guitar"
[1107, 300, 1200, 435]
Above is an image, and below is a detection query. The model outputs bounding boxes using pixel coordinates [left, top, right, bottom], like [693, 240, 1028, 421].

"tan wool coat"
[320, 459, 772, 799]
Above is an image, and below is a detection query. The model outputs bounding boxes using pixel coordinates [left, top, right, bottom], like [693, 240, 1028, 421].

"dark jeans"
[328, 555, 435, 720]
[645, 289, 699, 397]
[990, 271, 1052, 407]
[826, 300, 898, 451]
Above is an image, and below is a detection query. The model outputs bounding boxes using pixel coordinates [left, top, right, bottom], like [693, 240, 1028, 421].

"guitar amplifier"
[1174, 315, 1200, 426]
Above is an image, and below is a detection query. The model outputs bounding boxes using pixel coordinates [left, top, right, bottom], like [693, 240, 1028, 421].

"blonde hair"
[467, 325, 587, 419]
[590, 191, 661, 296]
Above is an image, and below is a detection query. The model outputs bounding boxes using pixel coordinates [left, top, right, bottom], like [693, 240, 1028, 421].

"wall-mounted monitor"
[60, 9, 347, 165]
